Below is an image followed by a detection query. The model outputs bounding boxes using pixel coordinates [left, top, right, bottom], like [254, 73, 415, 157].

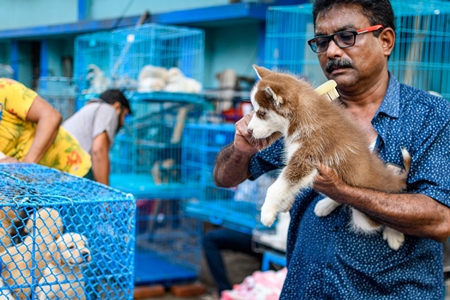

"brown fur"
[249, 65, 410, 249]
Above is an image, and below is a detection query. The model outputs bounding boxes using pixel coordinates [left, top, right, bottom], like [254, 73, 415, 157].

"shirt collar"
[374, 73, 400, 119]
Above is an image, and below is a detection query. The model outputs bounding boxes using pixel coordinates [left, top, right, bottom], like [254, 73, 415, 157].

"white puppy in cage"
[35, 233, 91, 300]
[85, 64, 110, 94]
[164, 67, 202, 94]
[137, 65, 168, 92]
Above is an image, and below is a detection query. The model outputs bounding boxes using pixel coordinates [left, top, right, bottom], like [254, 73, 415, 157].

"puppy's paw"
[260, 205, 277, 227]
[314, 197, 340, 217]
[382, 227, 405, 250]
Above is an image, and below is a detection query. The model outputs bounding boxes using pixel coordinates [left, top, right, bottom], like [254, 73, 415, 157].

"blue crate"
[0, 164, 135, 300]
[37, 76, 76, 120]
[181, 123, 276, 233]
[134, 199, 202, 286]
[109, 98, 206, 199]
[265, 1, 450, 99]
[110, 23, 204, 93]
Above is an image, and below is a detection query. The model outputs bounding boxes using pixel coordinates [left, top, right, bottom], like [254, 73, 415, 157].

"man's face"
[314, 4, 388, 90]
[118, 107, 130, 130]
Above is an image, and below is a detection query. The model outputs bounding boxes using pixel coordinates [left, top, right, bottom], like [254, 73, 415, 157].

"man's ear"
[112, 101, 122, 114]
[264, 86, 283, 108]
[253, 65, 272, 79]
[379, 27, 395, 57]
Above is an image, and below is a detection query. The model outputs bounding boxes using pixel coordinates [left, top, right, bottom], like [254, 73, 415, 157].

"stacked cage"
[110, 23, 204, 97]
[0, 164, 135, 299]
[265, 1, 450, 99]
[74, 30, 113, 109]
[37, 77, 76, 121]
[181, 124, 276, 234]
[105, 23, 205, 286]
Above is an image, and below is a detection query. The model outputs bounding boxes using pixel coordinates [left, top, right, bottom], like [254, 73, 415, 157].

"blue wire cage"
[181, 123, 276, 234]
[37, 76, 76, 121]
[0, 164, 135, 299]
[110, 23, 204, 94]
[265, 1, 450, 99]
[74, 31, 113, 95]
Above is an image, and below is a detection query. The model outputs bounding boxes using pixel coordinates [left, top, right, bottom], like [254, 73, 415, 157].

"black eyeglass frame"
[307, 25, 384, 53]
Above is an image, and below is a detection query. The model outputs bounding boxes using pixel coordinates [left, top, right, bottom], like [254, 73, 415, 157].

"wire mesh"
[110, 23, 204, 93]
[134, 198, 202, 286]
[74, 31, 113, 95]
[0, 164, 135, 299]
[37, 76, 76, 121]
[181, 124, 276, 234]
[264, 1, 450, 99]
[109, 97, 206, 200]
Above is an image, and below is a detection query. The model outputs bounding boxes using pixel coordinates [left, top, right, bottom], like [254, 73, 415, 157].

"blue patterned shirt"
[249, 74, 450, 299]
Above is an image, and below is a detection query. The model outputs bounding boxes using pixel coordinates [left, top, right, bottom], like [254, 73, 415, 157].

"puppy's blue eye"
[258, 111, 266, 118]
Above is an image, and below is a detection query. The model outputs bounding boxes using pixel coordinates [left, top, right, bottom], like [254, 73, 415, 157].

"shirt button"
[333, 226, 339, 231]
[326, 263, 332, 269]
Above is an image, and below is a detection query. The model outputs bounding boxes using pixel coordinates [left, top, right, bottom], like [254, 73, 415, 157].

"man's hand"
[0, 156, 20, 163]
[235, 112, 275, 155]
[313, 162, 347, 201]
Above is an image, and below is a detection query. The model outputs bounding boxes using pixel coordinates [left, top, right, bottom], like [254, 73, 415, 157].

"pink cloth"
[221, 268, 287, 300]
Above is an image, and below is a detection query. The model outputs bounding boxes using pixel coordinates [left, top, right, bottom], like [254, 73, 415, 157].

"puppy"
[1, 208, 63, 299]
[164, 67, 202, 94]
[0, 207, 25, 252]
[137, 65, 168, 92]
[35, 233, 91, 300]
[247, 65, 410, 250]
[85, 64, 109, 94]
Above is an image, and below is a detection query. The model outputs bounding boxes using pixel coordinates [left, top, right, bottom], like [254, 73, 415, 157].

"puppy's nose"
[247, 128, 253, 135]
[82, 252, 90, 261]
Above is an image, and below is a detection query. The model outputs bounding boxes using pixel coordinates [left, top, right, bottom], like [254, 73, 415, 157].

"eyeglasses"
[308, 25, 384, 53]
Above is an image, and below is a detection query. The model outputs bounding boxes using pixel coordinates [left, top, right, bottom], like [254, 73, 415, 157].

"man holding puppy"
[214, 0, 450, 298]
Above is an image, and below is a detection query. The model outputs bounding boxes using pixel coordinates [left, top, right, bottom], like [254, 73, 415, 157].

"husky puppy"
[247, 65, 411, 250]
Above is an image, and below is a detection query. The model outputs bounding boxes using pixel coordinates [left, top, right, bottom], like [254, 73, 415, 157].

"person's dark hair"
[99, 89, 132, 115]
[312, 0, 395, 36]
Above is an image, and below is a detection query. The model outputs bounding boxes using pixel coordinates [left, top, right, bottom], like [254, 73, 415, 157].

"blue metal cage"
[181, 123, 276, 234]
[109, 96, 206, 200]
[110, 23, 204, 93]
[0, 164, 135, 299]
[265, 1, 450, 99]
[74, 31, 113, 95]
[37, 76, 76, 121]
[134, 198, 202, 286]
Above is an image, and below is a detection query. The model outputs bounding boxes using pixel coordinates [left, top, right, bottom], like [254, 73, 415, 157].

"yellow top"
[0, 78, 91, 176]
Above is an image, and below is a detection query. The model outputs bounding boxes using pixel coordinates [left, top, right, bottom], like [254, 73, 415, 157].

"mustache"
[325, 59, 353, 73]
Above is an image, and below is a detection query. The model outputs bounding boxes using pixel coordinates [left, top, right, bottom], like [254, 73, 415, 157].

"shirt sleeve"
[1, 79, 38, 120]
[249, 138, 286, 180]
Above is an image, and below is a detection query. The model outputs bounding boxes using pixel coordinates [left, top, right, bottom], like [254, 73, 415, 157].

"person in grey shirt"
[63, 89, 131, 185]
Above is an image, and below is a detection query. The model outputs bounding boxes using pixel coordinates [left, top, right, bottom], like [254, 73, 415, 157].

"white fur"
[0, 277, 14, 300]
[261, 168, 318, 227]
[86, 64, 109, 94]
[137, 65, 168, 92]
[35, 233, 91, 300]
[164, 67, 202, 94]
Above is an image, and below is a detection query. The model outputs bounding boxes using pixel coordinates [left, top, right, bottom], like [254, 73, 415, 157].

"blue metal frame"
[0, 3, 271, 39]
[40, 40, 48, 77]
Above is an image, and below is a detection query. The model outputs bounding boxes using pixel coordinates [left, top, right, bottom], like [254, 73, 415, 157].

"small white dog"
[86, 64, 109, 94]
[137, 65, 168, 92]
[35, 233, 91, 300]
[164, 67, 202, 94]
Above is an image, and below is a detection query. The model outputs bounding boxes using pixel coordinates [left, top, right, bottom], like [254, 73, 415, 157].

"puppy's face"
[247, 66, 292, 139]
[51, 233, 91, 267]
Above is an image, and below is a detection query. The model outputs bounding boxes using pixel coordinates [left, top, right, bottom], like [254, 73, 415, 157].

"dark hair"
[99, 89, 132, 115]
[312, 0, 395, 35]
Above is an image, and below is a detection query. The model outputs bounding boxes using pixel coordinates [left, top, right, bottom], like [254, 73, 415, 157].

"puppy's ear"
[45, 241, 58, 261]
[253, 65, 272, 79]
[264, 86, 284, 108]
